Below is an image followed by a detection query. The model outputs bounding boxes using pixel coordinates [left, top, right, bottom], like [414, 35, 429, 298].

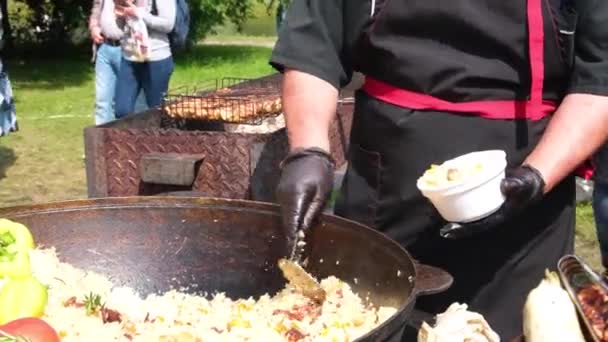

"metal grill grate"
[161, 77, 282, 129]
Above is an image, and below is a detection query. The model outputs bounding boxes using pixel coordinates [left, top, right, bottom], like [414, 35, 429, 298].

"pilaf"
[28, 248, 398, 342]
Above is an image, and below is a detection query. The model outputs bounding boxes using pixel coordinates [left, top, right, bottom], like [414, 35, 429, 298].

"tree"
[188, 0, 255, 46]
[0, 0, 12, 50]
[4, 0, 263, 52]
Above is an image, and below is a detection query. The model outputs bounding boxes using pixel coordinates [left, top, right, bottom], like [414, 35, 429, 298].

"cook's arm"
[442, 96, 608, 238]
[270, 0, 358, 152]
[282, 70, 338, 152]
[525, 0, 608, 193]
[270, 0, 365, 240]
[525, 95, 608, 192]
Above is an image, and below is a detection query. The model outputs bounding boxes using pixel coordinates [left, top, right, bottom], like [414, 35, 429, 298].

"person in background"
[275, 2, 286, 34]
[89, 0, 147, 126]
[0, 9, 17, 137]
[593, 144, 608, 277]
[114, 0, 175, 119]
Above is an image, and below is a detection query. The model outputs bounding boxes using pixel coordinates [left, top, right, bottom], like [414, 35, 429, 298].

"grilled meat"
[577, 284, 608, 341]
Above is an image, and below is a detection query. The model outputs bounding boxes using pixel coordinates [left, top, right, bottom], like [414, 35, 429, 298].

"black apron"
[333, 0, 577, 339]
[334, 90, 575, 340]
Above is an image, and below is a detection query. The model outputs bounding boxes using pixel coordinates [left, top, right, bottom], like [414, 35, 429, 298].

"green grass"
[213, 19, 277, 38]
[171, 45, 275, 86]
[576, 201, 601, 270]
[203, 35, 276, 46]
[576, 201, 597, 241]
[0, 44, 274, 207]
[209, 2, 279, 40]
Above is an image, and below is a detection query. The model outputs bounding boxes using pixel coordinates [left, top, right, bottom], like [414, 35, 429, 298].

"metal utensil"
[557, 254, 606, 342]
[279, 230, 327, 303]
[278, 258, 326, 303]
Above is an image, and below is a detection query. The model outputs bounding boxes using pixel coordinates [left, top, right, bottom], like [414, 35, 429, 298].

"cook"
[269, 0, 608, 340]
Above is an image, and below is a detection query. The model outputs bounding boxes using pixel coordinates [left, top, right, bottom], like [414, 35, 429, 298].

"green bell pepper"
[0, 275, 48, 325]
[0, 219, 35, 278]
[0, 219, 35, 250]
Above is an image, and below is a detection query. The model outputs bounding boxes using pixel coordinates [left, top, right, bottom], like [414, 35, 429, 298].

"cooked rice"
[29, 248, 398, 342]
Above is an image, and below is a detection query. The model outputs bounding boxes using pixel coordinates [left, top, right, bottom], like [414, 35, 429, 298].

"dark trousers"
[593, 182, 608, 268]
[115, 56, 174, 119]
[335, 91, 575, 341]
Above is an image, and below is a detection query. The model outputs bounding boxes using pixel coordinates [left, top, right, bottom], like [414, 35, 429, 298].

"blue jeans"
[94, 43, 147, 125]
[594, 182, 608, 268]
[114, 56, 174, 119]
[0, 60, 17, 137]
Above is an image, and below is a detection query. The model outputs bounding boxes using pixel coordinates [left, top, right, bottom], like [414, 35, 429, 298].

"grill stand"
[84, 74, 355, 202]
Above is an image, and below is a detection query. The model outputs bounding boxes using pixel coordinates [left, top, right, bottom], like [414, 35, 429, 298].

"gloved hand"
[439, 164, 546, 239]
[276, 147, 335, 257]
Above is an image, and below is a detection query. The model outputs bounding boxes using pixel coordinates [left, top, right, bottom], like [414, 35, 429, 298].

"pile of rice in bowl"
[30, 248, 398, 341]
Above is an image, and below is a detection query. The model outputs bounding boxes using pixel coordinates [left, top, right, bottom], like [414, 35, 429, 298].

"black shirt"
[270, 0, 608, 103]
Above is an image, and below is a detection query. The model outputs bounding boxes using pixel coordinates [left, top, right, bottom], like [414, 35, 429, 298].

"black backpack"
[152, 0, 190, 51]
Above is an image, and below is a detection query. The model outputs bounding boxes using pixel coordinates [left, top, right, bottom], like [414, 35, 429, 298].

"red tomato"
[0, 318, 61, 342]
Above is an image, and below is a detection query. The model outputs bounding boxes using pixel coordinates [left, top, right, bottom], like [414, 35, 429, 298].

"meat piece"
[101, 307, 122, 324]
[63, 296, 77, 307]
[272, 309, 303, 321]
[291, 302, 322, 321]
[272, 302, 322, 321]
[285, 328, 307, 341]
[577, 284, 608, 341]
[164, 93, 282, 123]
[62, 296, 84, 308]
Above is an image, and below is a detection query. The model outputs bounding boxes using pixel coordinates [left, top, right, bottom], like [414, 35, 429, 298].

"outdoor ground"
[0, 10, 602, 271]
[0, 44, 275, 206]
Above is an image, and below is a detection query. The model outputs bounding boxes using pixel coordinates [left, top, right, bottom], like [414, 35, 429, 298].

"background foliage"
[0, 0, 285, 54]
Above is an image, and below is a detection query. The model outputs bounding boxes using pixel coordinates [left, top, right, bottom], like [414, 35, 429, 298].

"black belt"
[104, 39, 121, 47]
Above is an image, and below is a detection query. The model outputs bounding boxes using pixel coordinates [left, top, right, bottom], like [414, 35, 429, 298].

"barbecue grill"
[84, 73, 355, 202]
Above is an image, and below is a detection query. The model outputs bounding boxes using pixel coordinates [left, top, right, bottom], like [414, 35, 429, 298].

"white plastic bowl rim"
[416, 150, 507, 196]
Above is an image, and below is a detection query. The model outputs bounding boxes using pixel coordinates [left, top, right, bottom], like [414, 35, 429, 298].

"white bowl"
[416, 150, 508, 223]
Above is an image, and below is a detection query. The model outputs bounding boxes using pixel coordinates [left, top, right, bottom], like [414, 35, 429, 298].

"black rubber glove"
[276, 147, 335, 255]
[439, 164, 546, 239]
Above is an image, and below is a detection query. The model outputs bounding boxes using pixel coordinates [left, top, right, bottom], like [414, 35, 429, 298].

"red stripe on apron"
[362, 0, 557, 120]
